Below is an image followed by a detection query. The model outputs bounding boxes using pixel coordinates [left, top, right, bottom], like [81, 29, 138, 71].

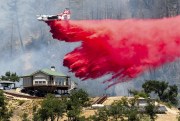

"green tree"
[127, 97, 142, 121]
[67, 106, 82, 121]
[126, 107, 141, 121]
[66, 89, 89, 121]
[129, 89, 149, 98]
[89, 97, 146, 121]
[1, 71, 19, 82]
[0, 90, 12, 121]
[108, 97, 129, 121]
[37, 94, 66, 121]
[145, 99, 157, 121]
[69, 89, 89, 107]
[142, 80, 168, 100]
[168, 85, 178, 105]
[142, 80, 178, 105]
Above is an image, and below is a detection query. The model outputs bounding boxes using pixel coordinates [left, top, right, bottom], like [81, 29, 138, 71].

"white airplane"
[37, 8, 71, 21]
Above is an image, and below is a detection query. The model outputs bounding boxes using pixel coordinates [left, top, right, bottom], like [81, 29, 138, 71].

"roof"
[21, 68, 67, 77]
[41, 69, 66, 77]
[0, 81, 15, 84]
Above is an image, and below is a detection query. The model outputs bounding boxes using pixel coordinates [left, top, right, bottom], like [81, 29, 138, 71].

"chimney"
[50, 66, 55, 71]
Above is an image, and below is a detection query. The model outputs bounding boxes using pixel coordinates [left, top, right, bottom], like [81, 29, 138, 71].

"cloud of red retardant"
[46, 16, 180, 88]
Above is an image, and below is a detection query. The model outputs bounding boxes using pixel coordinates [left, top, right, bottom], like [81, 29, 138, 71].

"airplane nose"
[37, 17, 42, 20]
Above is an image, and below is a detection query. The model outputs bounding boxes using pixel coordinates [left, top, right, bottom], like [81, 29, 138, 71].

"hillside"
[1, 0, 180, 96]
[5, 95, 179, 121]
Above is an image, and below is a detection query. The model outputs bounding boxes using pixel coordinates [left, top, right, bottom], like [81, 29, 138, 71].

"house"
[136, 98, 156, 107]
[21, 66, 75, 95]
[102, 96, 167, 114]
[0, 81, 15, 90]
[136, 98, 167, 114]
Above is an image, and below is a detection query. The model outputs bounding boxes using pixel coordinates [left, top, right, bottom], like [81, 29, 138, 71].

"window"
[66, 79, 68, 85]
[34, 81, 46, 85]
[56, 77, 66, 86]
[50, 76, 54, 81]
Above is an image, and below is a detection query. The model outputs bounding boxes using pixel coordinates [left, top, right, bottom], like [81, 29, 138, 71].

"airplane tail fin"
[62, 8, 71, 20]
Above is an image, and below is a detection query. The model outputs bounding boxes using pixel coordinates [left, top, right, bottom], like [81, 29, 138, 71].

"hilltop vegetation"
[130, 80, 178, 106]
[0, 90, 12, 121]
[0, 80, 179, 121]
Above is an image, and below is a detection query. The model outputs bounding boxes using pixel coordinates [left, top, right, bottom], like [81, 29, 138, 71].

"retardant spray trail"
[46, 16, 180, 88]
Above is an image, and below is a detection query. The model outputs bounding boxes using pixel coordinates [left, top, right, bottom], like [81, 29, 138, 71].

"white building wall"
[23, 77, 32, 87]
[33, 72, 48, 85]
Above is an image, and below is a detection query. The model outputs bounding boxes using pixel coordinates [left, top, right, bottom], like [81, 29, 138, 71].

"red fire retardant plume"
[46, 16, 180, 88]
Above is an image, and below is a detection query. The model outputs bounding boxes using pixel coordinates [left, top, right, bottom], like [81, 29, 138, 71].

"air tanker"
[37, 8, 71, 21]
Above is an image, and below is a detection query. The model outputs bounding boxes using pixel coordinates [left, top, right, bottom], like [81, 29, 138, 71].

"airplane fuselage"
[37, 14, 70, 21]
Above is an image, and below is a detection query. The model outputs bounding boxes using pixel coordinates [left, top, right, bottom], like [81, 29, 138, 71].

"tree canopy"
[1, 71, 19, 82]
[66, 89, 89, 121]
[37, 94, 66, 121]
[33, 89, 90, 121]
[142, 80, 178, 105]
